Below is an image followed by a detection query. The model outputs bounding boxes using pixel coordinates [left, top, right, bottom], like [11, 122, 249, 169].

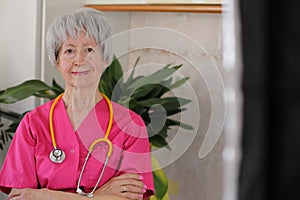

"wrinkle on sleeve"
[0, 113, 38, 194]
[116, 114, 155, 197]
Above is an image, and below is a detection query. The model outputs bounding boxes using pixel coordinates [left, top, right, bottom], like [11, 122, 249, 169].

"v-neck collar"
[58, 97, 106, 133]
[59, 98, 109, 138]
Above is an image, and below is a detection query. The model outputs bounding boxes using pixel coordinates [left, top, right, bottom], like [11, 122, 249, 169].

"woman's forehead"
[62, 32, 97, 46]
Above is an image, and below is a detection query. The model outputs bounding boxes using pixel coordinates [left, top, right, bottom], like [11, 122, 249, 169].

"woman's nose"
[73, 51, 86, 66]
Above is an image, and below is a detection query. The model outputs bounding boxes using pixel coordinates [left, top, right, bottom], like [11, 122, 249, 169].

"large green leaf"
[151, 156, 169, 200]
[136, 97, 191, 119]
[5, 111, 28, 133]
[125, 64, 182, 92]
[124, 56, 140, 87]
[0, 80, 56, 104]
[142, 84, 170, 99]
[51, 79, 64, 94]
[109, 56, 124, 82]
[131, 79, 172, 100]
[99, 55, 124, 99]
[27, 79, 63, 100]
[141, 75, 189, 100]
[131, 105, 148, 116]
[169, 77, 189, 90]
[136, 97, 191, 108]
[33, 92, 56, 100]
[166, 108, 187, 116]
[0, 117, 15, 150]
[166, 118, 193, 130]
[149, 134, 170, 149]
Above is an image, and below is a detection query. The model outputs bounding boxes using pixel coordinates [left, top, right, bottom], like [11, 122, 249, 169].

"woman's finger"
[121, 184, 146, 194]
[8, 188, 21, 199]
[116, 179, 145, 189]
[120, 191, 144, 200]
[113, 173, 143, 181]
[94, 173, 147, 199]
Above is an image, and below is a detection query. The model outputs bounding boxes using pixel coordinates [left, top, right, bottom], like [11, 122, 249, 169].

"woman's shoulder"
[108, 102, 145, 130]
[14, 100, 56, 139]
[110, 101, 145, 127]
[25, 99, 55, 119]
[111, 101, 135, 114]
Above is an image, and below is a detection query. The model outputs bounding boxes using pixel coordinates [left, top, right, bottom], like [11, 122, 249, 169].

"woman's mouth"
[71, 70, 90, 76]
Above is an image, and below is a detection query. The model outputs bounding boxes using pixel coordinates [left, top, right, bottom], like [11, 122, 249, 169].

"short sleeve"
[0, 113, 38, 194]
[115, 114, 155, 198]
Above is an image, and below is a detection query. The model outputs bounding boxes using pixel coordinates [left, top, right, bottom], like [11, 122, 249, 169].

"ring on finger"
[123, 186, 127, 193]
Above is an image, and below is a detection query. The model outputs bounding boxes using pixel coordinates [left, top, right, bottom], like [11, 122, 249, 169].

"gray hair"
[46, 8, 112, 67]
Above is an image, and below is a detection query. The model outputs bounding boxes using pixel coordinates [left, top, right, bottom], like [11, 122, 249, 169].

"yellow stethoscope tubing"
[50, 92, 114, 197]
[49, 93, 64, 149]
[49, 92, 113, 157]
[94, 94, 113, 157]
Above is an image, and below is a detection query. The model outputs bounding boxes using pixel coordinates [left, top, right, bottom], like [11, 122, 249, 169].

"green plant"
[0, 56, 192, 200]
[0, 80, 64, 150]
[0, 117, 11, 150]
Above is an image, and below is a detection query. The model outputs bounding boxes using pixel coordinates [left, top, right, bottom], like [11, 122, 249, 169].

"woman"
[0, 8, 154, 200]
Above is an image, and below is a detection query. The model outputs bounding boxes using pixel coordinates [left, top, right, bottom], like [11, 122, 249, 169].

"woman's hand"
[94, 173, 147, 200]
[8, 188, 51, 200]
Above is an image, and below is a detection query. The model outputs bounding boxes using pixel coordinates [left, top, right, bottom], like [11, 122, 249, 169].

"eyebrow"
[62, 44, 98, 50]
[62, 43, 75, 48]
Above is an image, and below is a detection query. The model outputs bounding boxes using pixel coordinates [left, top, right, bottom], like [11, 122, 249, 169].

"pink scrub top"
[0, 98, 154, 197]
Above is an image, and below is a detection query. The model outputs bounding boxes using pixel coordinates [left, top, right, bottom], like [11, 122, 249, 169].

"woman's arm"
[94, 173, 145, 200]
[7, 173, 145, 200]
[6, 173, 146, 200]
[7, 188, 129, 200]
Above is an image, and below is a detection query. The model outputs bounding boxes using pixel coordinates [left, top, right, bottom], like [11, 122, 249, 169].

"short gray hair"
[46, 8, 112, 67]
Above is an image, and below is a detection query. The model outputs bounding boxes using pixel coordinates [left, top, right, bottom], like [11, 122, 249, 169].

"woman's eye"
[65, 49, 74, 54]
[87, 48, 94, 53]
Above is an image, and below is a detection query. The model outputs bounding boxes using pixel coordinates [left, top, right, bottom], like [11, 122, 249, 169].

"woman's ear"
[56, 60, 61, 70]
[55, 49, 61, 69]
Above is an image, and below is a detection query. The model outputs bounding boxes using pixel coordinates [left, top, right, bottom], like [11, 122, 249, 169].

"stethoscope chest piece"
[49, 148, 66, 163]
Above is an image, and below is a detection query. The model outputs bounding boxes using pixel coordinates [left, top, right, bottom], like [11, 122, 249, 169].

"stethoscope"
[49, 93, 113, 197]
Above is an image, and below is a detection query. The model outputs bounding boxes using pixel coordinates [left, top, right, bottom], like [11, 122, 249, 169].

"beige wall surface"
[104, 11, 225, 200]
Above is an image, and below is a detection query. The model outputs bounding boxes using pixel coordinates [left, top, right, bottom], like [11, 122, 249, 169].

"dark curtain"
[239, 0, 300, 200]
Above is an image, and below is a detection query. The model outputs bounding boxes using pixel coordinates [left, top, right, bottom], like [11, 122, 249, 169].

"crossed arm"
[7, 174, 150, 200]
[8, 189, 127, 200]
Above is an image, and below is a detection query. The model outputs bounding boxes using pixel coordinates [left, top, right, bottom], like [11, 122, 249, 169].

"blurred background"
[1, 0, 300, 200]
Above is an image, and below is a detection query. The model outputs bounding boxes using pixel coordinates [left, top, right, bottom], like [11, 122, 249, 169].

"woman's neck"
[62, 87, 102, 130]
[63, 85, 103, 107]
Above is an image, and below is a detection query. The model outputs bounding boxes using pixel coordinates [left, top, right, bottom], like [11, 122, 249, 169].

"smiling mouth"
[71, 70, 90, 76]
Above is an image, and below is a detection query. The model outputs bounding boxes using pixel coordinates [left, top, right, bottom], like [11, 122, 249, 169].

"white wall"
[0, 1, 41, 199]
[0, 0, 42, 113]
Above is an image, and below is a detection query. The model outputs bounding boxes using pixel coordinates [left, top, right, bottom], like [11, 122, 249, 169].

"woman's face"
[56, 32, 106, 89]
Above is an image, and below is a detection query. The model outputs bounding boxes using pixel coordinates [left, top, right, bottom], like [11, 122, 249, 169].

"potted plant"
[0, 56, 192, 200]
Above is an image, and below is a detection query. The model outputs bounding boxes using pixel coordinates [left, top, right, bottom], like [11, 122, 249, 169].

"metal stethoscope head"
[49, 93, 114, 197]
[49, 147, 66, 163]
